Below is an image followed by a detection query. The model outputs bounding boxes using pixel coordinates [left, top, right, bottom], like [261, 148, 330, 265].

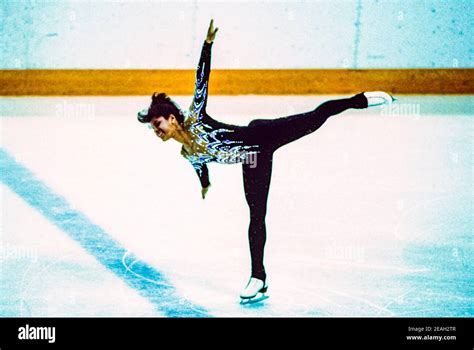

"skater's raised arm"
[190, 19, 218, 114]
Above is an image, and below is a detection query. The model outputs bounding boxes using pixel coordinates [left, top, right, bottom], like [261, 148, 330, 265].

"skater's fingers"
[201, 186, 209, 199]
[206, 20, 218, 42]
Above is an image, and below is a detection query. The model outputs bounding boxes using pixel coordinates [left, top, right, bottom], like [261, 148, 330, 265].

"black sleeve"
[195, 163, 210, 188]
[191, 41, 213, 113]
[181, 146, 211, 188]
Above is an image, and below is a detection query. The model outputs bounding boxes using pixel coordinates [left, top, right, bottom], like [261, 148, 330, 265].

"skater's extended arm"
[195, 163, 210, 189]
[193, 163, 211, 199]
[196, 164, 211, 199]
[181, 147, 211, 199]
[190, 19, 218, 114]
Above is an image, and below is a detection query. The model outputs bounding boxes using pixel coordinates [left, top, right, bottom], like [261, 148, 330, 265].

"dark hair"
[137, 92, 184, 124]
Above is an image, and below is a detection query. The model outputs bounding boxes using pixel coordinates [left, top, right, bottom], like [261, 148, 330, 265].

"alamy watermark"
[324, 244, 366, 263]
[0, 243, 38, 263]
[219, 150, 258, 168]
[55, 100, 96, 119]
[18, 324, 55, 343]
[381, 103, 421, 118]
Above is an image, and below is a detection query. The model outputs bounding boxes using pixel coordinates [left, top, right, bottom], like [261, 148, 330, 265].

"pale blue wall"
[0, 0, 472, 69]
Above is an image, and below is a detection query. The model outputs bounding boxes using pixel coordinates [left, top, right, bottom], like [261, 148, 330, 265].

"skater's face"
[149, 114, 179, 141]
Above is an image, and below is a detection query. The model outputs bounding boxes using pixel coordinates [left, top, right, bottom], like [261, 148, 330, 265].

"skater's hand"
[206, 19, 218, 43]
[201, 184, 211, 199]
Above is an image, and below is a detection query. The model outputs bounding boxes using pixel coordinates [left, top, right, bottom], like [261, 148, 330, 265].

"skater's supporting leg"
[242, 150, 273, 282]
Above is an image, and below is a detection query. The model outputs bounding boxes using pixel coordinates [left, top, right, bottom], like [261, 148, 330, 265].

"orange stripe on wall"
[0, 69, 472, 96]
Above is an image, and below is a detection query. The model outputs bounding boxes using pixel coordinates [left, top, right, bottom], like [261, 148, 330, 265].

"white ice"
[1, 96, 473, 316]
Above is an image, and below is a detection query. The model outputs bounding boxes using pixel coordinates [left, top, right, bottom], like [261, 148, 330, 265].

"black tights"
[242, 94, 367, 281]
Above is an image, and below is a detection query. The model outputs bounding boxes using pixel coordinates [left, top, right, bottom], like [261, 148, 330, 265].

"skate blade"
[240, 293, 269, 305]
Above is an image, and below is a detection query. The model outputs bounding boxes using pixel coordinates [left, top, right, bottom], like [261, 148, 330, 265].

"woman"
[137, 20, 395, 302]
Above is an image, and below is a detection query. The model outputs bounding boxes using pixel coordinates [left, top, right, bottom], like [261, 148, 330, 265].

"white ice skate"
[363, 91, 397, 107]
[240, 277, 269, 304]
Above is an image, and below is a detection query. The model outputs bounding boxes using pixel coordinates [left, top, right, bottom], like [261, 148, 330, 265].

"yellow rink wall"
[0, 69, 472, 96]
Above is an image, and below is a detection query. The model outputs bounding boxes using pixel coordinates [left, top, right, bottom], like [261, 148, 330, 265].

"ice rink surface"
[1, 95, 473, 317]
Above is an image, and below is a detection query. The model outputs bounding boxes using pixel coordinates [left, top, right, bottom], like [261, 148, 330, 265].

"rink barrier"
[0, 69, 472, 96]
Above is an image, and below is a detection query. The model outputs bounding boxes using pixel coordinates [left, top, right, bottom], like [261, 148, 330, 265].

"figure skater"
[137, 20, 395, 302]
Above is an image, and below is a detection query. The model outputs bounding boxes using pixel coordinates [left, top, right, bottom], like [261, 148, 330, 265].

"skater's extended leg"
[242, 150, 273, 282]
[264, 93, 368, 149]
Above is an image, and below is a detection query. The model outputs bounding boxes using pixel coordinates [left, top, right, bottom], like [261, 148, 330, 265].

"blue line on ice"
[0, 148, 209, 317]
